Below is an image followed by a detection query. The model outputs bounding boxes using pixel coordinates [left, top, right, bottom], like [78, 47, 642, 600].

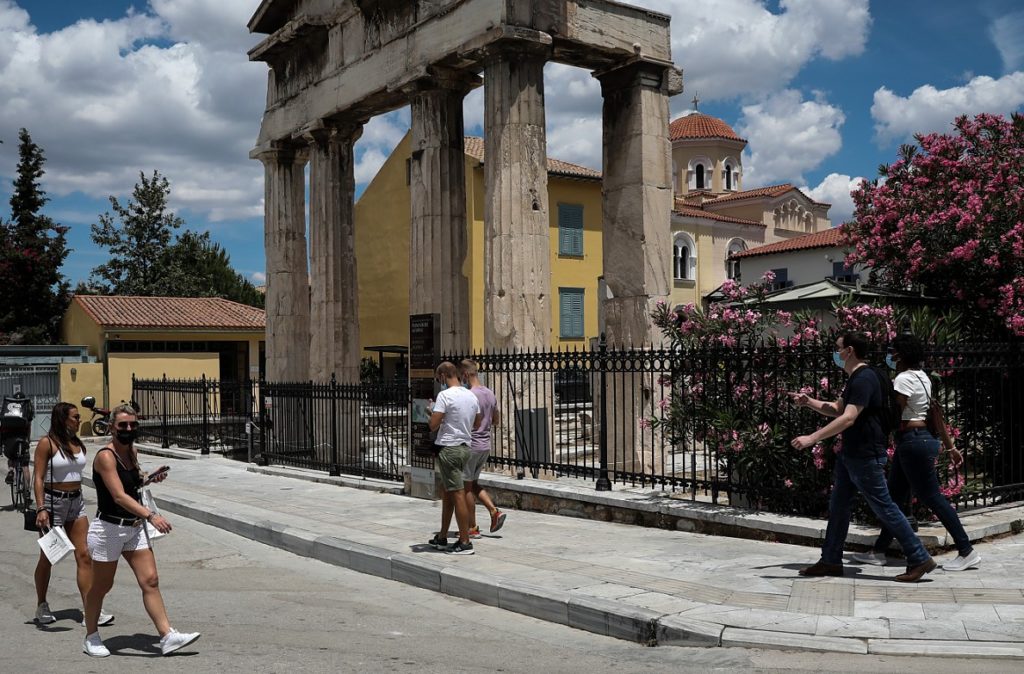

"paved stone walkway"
[88, 446, 1024, 658]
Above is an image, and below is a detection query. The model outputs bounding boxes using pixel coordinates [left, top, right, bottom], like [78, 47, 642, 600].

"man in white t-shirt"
[427, 362, 481, 555]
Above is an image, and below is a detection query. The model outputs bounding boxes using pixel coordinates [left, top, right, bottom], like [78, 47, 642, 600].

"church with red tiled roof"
[666, 105, 834, 308]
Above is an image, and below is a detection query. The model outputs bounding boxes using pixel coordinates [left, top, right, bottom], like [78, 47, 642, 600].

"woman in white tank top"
[850, 334, 980, 572]
[31, 402, 114, 627]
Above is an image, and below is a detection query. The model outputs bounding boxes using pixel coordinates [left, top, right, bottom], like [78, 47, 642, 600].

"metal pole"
[596, 333, 612, 491]
[329, 374, 340, 476]
[161, 374, 169, 449]
[200, 374, 210, 455]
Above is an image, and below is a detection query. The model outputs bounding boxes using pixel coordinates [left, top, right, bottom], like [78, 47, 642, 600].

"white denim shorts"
[87, 517, 150, 562]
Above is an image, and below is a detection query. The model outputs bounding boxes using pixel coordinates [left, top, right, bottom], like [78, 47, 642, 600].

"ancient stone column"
[257, 147, 310, 383]
[483, 48, 552, 351]
[597, 61, 679, 481]
[307, 121, 362, 384]
[409, 78, 475, 354]
[597, 61, 677, 346]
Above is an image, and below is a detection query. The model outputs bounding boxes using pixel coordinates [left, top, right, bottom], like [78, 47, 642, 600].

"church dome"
[669, 113, 746, 143]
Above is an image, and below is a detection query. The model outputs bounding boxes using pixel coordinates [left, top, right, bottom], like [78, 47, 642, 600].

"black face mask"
[115, 429, 138, 445]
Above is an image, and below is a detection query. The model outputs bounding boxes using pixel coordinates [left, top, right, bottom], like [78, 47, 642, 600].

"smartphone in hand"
[144, 465, 171, 485]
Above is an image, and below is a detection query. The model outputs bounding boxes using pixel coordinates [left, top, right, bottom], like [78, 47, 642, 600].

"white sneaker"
[83, 632, 110, 657]
[849, 551, 887, 566]
[81, 609, 115, 627]
[943, 550, 981, 572]
[35, 601, 56, 625]
[160, 628, 200, 656]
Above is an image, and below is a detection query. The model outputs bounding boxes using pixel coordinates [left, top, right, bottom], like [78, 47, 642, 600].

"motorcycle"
[80, 396, 111, 435]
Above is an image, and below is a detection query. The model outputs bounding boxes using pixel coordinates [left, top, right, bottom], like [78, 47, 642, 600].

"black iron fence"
[447, 339, 1024, 517]
[132, 375, 408, 481]
[132, 339, 1023, 517]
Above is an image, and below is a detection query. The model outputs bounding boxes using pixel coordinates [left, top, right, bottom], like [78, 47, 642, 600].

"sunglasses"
[115, 422, 140, 430]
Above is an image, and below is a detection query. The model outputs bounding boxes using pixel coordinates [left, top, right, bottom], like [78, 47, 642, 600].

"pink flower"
[784, 479, 794, 488]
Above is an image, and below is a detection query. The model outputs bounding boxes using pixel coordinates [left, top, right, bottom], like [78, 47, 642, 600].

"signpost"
[407, 313, 441, 498]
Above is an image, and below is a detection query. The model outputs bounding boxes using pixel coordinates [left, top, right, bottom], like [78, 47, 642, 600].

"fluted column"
[257, 147, 310, 383]
[597, 61, 677, 347]
[483, 47, 551, 350]
[409, 78, 475, 354]
[307, 121, 362, 383]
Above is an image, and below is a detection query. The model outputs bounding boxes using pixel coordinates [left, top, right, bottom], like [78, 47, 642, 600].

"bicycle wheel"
[11, 466, 24, 511]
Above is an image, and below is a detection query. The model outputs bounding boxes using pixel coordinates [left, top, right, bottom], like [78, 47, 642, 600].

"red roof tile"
[669, 113, 746, 142]
[732, 227, 846, 259]
[672, 201, 765, 227]
[74, 295, 265, 330]
[463, 137, 602, 180]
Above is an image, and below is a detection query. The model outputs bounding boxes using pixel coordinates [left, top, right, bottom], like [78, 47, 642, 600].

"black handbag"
[23, 445, 54, 532]
[24, 508, 38, 532]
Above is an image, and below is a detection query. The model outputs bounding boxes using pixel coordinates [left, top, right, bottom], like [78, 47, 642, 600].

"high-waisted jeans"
[872, 428, 973, 557]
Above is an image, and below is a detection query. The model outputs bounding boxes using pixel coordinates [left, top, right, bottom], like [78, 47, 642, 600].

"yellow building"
[356, 115, 833, 359]
[356, 134, 604, 360]
[61, 295, 265, 409]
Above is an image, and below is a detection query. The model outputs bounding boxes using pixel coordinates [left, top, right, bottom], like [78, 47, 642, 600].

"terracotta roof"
[669, 113, 746, 142]
[73, 295, 265, 330]
[463, 137, 602, 180]
[732, 227, 845, 259]
[672, 202, 765, 227]
[701, 183, 831, 208]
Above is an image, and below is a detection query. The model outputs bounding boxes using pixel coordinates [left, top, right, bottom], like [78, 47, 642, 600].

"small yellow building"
[356, 114, 833, 358]
[61, 295, 265, 408]
[357, 134, 605, 358]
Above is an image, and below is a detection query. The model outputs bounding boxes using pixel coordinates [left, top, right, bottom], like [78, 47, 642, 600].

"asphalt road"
[0, 503, 1016, 673]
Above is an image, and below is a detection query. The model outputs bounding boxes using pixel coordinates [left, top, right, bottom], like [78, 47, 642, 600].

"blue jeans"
[821, 452, 930, 566]
[873, 428, 973, 557]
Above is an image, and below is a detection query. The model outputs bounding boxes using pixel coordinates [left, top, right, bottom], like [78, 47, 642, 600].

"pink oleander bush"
[842, 113, 1024, 337]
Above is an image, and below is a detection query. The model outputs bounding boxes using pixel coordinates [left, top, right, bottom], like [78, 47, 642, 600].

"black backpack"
[849, 366, 898, 437]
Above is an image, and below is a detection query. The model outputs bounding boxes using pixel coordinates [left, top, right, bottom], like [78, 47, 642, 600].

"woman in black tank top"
[82, 406, 200, 658]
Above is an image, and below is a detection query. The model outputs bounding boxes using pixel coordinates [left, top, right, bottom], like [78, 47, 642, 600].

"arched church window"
[695, 165, 705, 190]
[673, 232, 697, 280]
[726, 238, 747, 280]
[725, 164, 732, 191]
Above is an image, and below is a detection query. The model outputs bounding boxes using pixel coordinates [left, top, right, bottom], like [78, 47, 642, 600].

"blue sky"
[0, 0, 1022, 287]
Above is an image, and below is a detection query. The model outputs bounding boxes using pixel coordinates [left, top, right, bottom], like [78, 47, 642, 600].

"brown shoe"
[895, 558, 937, 583]
[798, 561, 844, 577]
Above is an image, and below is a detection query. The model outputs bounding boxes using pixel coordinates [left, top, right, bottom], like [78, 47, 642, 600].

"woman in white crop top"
[852, 334, 979, 572]
[30, 402, 114, 626]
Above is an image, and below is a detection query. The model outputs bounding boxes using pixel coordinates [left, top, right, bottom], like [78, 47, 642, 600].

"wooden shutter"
[559, 288, 584, 338]
[558, 204, 584, 256]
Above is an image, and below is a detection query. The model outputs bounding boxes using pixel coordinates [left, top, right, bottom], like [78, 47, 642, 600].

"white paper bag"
[37, 526, 75, 565]
[141, 489, 166, 543]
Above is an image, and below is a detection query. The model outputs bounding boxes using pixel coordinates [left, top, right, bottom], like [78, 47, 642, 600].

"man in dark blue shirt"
[789, 332, 936, 582]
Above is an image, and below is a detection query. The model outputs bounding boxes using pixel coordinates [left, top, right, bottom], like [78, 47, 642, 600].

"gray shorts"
[43, 490, 86, 527]
[463, 450, 490, 482]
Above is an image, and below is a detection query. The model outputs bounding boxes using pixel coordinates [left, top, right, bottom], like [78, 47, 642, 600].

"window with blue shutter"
[559, 288, 585, 339]
[558, 204, 584, 257]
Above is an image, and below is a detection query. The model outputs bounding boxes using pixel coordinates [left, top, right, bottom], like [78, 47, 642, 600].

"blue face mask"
[885, 354, 897, 370]
[833, 351, 847, 369]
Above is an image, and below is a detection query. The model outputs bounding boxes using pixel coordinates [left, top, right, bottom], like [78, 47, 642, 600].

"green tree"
[90, 171, 263, 307]
[0, 129, 70, 344]
[166, 230, 264, 308]
[90, 170, 184, 295]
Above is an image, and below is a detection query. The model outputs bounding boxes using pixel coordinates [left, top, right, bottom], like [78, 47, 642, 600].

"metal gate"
[0, 365, 61, 440]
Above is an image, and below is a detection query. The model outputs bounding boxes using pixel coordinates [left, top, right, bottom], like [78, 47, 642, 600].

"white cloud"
[737, 90, 846, 186]
[0, 1, 266, 222]
[638, 0, 871, 108]
[251, 271, 266, 284]
[871, 72, 1024, 144]
[990, 10, 1024, 73]
[802, 173, 865, 225]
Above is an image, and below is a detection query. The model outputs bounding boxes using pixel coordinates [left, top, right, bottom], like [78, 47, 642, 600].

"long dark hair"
[48, 402, 85, 460]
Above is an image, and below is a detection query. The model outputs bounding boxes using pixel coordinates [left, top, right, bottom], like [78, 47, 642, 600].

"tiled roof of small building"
[672, 201, 766, 227]
[463, 137, 602, 180]
[669, 113, 746, 142]
[704, 183, 831, 208]
[732, 227, 846, 259]
[73, 295, 265, 330]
